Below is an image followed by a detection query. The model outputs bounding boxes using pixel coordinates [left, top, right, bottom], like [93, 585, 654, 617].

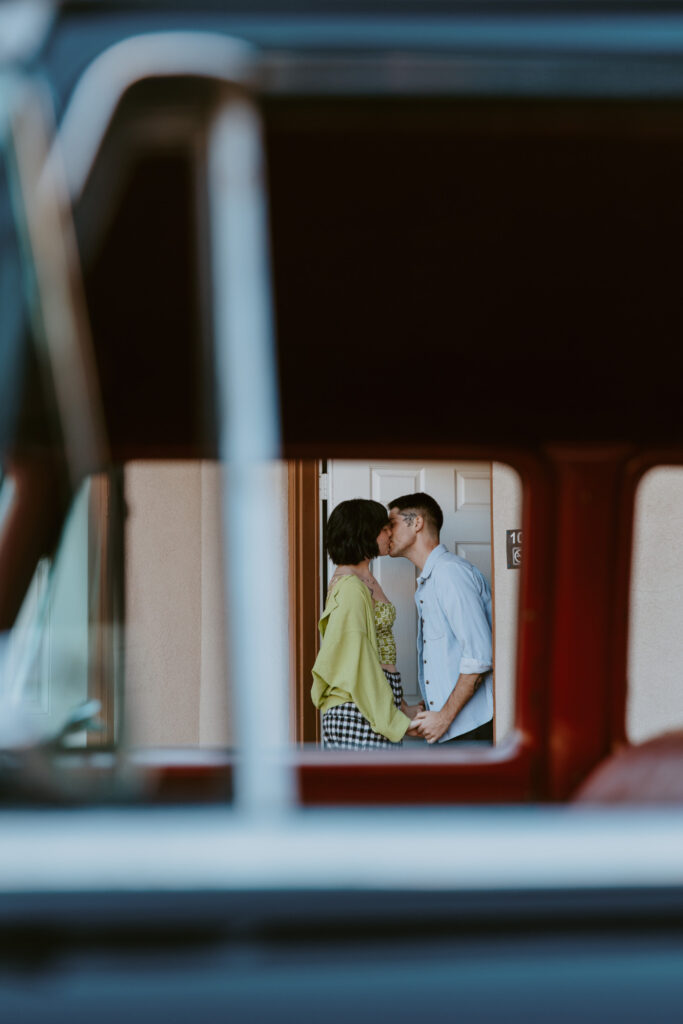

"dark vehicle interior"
[2, 2, 683, 1019]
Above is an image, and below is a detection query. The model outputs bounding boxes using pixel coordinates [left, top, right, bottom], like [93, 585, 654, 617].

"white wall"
[628, 466, 683, 743]
[491, 463, 522, 743]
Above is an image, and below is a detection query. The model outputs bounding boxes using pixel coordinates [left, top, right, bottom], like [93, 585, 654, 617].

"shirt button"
[429, 701, 434, 706]
[425, 680, 430, 685]
[424, 660, 427, 664]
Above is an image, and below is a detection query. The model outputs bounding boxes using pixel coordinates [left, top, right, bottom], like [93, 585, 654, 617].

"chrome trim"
[10, 83, 108, 482]
[0, 806, 681, 895]
[208, 93, 294, 814]
[48, 31, 255, 202]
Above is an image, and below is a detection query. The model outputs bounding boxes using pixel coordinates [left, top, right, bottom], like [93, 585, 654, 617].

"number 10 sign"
[506, 529, 522, 569]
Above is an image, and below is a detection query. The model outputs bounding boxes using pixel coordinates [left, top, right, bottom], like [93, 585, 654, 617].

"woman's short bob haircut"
[327, 498, 390, 565]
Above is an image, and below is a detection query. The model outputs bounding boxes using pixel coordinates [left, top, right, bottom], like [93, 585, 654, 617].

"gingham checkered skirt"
[322, 669, 404, 749]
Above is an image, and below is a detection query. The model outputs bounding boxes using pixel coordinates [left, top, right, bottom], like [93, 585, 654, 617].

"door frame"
[288, 459, 321, 744]
[87, 469, 124, 746]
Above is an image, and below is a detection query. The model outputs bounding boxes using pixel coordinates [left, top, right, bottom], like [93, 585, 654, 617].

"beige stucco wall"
[124, 461, 232, 748]
[628, 466, 683, 743]
[491, 462, 522, 743]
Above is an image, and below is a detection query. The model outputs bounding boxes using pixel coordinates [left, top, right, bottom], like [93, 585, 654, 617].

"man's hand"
[412, 673, 484, 743]
[412, 709, 451, 744]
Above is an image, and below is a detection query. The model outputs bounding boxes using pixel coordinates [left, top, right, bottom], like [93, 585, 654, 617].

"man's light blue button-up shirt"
[415, 544, 493, 742]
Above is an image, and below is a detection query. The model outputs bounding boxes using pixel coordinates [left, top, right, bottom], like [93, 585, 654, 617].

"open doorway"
[291, 459, 522, 747]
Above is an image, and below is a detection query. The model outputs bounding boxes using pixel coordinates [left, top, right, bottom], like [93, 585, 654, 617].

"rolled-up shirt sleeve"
[438, 564, 493, 676]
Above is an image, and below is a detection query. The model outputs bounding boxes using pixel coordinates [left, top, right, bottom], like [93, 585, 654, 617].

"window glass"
[1, 76, 529, 800]
[2, 461, 235, 764]
[3, 476, 112, 751]
[123, 457, 521, 757]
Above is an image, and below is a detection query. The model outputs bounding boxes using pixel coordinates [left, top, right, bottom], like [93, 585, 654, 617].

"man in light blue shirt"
[388, 492, 493, 744]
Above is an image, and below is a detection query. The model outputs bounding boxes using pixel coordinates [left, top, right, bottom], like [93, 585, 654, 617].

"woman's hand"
[401, 700, 425, 721]
[411, 709, 451, 744]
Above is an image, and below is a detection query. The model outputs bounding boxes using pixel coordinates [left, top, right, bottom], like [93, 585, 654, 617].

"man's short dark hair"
[326, 498, 390, 565]
[388, 492, 444, 535]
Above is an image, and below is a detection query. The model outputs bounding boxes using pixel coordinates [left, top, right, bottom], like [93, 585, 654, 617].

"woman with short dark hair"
[311, 499, 423, 749]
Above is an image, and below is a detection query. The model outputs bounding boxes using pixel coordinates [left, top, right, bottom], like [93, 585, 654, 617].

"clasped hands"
[403, 701, 451, 744]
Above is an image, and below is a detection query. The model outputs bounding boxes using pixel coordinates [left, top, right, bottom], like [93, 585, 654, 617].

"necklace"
[330, 566, 377, 597]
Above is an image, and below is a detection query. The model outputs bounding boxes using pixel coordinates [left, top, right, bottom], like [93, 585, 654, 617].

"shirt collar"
[417, 543, 448, 583]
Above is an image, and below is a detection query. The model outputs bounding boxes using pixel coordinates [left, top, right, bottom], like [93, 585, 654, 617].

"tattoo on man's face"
[399, 511, 417, 526]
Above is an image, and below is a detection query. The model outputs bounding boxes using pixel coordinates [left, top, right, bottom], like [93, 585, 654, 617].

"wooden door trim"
[87, 471, 125, 747]
[489, 461, 496, 744]
[288, 459, 321, 745]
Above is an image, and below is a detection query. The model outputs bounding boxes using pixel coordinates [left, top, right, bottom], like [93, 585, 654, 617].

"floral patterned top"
[374, 601, 397, 665]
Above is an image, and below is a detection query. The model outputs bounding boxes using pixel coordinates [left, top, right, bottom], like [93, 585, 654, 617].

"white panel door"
[327, 461, 492, 703]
